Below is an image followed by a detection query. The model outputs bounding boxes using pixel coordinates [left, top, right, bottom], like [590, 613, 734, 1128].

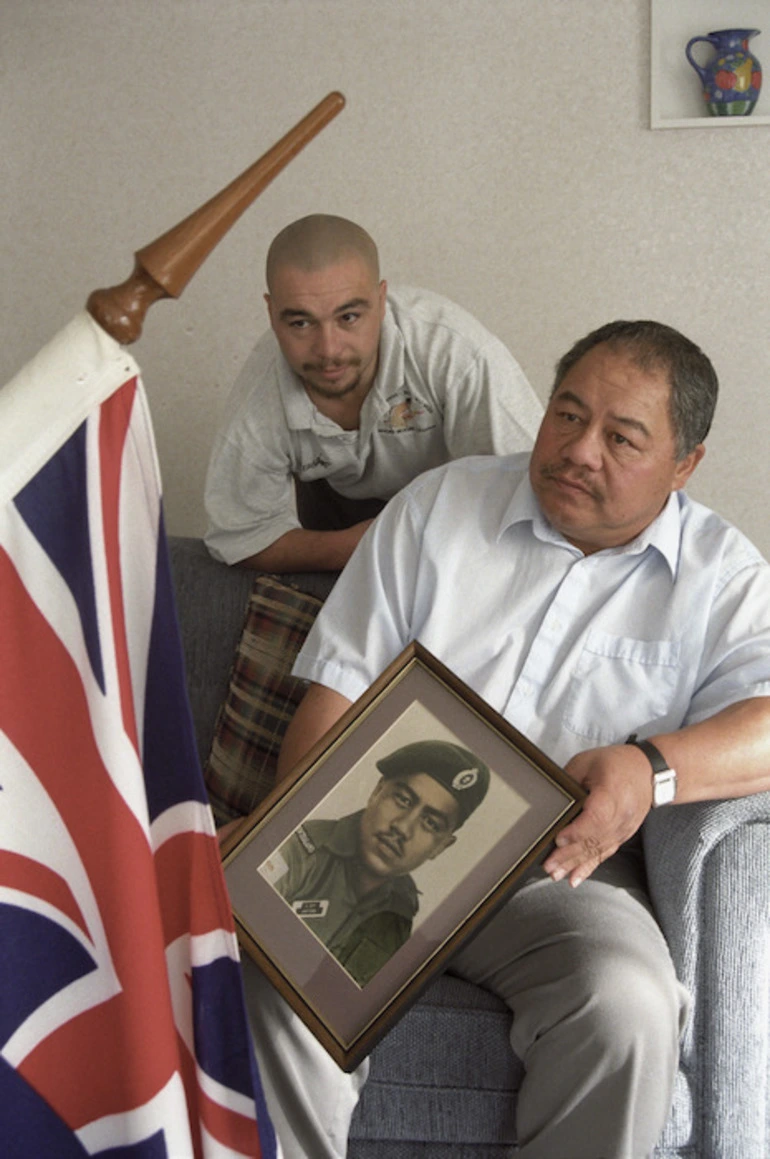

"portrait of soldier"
[259, 738, 491, 987]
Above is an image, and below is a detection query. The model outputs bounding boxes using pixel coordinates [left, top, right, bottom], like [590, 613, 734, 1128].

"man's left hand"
[542, 743, 653, 887]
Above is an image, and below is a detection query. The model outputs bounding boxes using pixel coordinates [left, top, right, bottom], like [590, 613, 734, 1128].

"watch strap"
[625, 734, 669, 775]
[626, 733, 677, 807]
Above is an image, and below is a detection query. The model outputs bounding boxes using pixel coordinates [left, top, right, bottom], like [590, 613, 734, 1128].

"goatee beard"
[303, 369, 362, 401]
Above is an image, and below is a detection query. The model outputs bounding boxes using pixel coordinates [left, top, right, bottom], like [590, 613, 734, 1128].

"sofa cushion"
[204, 574, 323, 825]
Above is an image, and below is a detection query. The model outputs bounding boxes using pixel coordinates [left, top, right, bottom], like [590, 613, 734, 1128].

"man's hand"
[543, 698, 770, 887]
[542, 743, 654, 888]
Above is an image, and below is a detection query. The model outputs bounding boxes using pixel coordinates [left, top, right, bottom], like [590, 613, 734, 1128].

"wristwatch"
[626, 733, 677, 807]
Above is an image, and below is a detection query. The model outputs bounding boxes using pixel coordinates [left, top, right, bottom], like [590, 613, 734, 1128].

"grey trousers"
[242, 841, 690, 1159]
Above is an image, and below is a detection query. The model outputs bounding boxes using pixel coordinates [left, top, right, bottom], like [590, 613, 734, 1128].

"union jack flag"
[0, 314, 276, 1158]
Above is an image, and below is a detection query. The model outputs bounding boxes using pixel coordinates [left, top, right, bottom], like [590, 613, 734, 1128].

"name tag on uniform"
[292, 899, 330, 919]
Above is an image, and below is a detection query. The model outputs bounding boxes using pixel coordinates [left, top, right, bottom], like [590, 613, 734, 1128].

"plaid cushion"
[204, 574, 323, 826]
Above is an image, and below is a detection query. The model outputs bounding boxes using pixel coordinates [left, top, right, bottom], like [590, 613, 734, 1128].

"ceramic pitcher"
[685, 28, 762, 116]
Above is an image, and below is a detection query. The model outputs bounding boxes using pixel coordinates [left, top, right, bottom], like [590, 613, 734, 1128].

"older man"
[204, 214, 542, 572]
[241, 319, 770, 1158]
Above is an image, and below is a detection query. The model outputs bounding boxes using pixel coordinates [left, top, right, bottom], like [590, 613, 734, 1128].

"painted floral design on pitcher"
[685, 28, 762, 116]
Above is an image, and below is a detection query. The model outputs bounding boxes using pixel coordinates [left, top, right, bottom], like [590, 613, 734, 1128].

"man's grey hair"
[551, 320, 719, 459]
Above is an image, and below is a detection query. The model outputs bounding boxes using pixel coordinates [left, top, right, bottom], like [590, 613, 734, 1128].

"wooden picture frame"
[222, 642, 585, 1071]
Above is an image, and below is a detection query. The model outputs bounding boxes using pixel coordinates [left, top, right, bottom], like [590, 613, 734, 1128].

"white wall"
[4, 0, 770, 555]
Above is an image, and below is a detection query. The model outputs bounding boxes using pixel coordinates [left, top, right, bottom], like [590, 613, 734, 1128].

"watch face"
[653, 769, 677, 807]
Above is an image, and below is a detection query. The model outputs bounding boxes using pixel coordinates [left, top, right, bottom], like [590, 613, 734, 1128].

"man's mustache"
[302, 358, 361, 372]
[376, 828, 405, 856]
[539, 463, 602, 500]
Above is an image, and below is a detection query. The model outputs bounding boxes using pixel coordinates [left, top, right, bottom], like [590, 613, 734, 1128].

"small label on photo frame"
[259, 850, 289, 884]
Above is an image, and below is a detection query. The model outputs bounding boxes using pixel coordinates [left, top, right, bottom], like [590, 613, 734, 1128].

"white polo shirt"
[204, 287, 542, 564]
[293, 454, 770, 767]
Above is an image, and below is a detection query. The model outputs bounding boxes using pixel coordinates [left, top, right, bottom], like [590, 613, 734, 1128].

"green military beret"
[376, 739, 490, 828]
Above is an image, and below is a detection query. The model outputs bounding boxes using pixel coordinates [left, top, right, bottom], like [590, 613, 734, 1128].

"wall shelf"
[651, 0, 769, 129]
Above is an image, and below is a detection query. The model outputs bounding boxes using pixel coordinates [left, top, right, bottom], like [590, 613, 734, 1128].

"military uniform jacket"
[264, 811, 420, 987]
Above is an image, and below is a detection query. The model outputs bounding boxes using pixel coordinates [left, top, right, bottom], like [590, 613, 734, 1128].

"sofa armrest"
[643, 792, 770, 1157]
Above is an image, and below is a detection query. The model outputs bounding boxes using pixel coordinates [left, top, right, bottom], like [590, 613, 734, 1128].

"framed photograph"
[222, 642, 585, 1071]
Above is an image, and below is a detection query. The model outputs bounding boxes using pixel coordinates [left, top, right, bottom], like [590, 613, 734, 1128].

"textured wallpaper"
[4, 0, 769, 555]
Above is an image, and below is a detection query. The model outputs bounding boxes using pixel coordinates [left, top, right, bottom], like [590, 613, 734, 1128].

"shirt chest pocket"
[563, 630, 681, 746]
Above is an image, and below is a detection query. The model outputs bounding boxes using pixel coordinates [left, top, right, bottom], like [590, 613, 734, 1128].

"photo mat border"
[222, 642, 585, 1071]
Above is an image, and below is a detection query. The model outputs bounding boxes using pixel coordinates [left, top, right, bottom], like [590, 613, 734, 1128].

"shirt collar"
[499, 463, 683, 577]
[275, 350, 318, 430]
[324, 810, 366, 857]
[361, 298, 402, 424]
[622, 492, 682, 576]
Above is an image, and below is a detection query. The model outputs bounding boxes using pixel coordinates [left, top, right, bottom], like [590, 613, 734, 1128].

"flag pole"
[87, 91, 345, 345]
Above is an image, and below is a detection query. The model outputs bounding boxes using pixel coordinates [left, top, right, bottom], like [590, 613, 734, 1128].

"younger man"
[204, 214, 542, 571]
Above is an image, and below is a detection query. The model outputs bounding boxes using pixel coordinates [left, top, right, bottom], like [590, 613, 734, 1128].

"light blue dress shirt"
[293, 453, 770, 767]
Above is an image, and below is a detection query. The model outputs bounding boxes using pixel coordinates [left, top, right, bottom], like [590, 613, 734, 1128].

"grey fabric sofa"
[169, 535, 770, 1159]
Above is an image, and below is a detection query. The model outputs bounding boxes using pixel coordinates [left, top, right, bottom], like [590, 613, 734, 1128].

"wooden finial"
[87, 92, 346, 344]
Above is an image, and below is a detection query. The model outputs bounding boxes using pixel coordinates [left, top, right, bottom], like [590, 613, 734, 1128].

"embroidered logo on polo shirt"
[298, 454, 332, 475]
[378, 393, 436, 435]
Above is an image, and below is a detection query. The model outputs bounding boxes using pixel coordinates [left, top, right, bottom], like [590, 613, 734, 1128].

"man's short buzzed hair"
[266, 214, 380, 292]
